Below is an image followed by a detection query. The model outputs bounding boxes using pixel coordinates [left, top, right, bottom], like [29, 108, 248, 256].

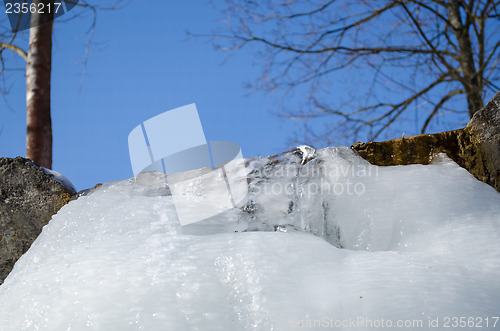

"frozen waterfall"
[0, 147, 499, 330]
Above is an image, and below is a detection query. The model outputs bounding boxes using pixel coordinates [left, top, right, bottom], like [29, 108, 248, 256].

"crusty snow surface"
[1, 147, 499, 330]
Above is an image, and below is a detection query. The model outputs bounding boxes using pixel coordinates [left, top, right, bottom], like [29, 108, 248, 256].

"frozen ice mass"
[0, 147, 499, 330]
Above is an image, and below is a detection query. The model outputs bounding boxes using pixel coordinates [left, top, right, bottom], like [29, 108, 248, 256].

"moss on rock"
[352, 92, 500, 192]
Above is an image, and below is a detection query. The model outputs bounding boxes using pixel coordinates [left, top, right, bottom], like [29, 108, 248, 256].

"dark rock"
[0, 157, 76, 284]
[352, 92, 500, 192]
[464, 92, 500, 191]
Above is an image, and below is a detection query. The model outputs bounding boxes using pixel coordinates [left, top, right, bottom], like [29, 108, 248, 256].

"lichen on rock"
[0, 157, 76, 284]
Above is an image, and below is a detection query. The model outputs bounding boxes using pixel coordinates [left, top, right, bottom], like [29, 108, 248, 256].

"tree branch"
[0, 42, 27, 62]
[400, 2, 458, 77]
[421, 88, 464, 133]
[210, 0, 500, 143]
[287, 0, 336, 19]
[245, 35, 456, 57]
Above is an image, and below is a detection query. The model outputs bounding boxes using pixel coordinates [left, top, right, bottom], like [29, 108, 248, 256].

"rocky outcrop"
[352, 91, 500, 192]
[464, 93, 500, 191]
[0, 157, 76, 284]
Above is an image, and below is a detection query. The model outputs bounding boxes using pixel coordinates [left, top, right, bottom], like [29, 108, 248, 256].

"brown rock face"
[352, 92, 500, 192]
[0, 157, 76, 284]
[465, 93, 500, 191]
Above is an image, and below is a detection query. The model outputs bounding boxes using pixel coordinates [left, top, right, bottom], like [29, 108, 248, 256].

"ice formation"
[1, 147, 499, 330]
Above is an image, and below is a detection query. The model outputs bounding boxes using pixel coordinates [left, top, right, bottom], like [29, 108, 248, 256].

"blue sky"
[0, 1, 305, 190]
[0, 0, 478, 191]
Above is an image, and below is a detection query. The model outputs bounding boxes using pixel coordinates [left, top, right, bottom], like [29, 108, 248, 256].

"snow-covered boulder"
[0, 157, 76, 284]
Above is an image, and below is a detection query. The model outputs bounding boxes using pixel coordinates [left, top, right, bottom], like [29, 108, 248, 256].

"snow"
[42, 167, 77, 193]
[294, 145, 316, 165]
[1, 147, 500, 330]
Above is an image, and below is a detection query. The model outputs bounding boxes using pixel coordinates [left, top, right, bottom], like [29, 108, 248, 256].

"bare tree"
[213, 0, 500, 145]
[0, 0, 124, 168]
[26, 0, 54, 169]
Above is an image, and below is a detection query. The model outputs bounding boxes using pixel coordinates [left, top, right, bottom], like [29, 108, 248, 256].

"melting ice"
[0, 147, 499, 330]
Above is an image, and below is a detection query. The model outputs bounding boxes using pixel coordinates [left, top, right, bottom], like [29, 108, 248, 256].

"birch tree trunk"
[26, 0, 54, 169]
